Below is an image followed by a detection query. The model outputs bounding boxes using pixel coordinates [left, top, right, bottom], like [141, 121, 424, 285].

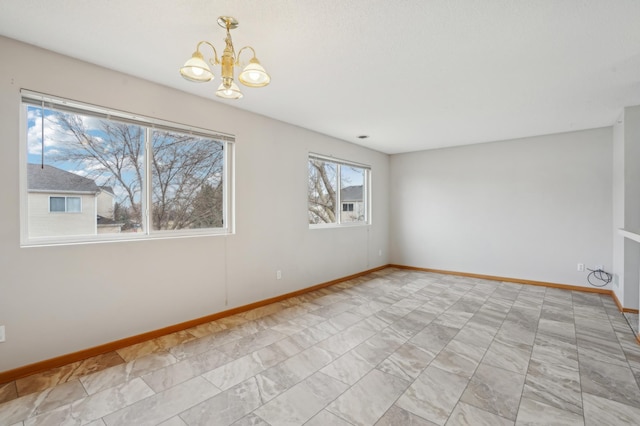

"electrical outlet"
[276, 270, 282, 280]
[0, 325, 5, 343]
[378, 249, 382, 257]
[577, 263, 585, 272]
[595, 265, 604, 271]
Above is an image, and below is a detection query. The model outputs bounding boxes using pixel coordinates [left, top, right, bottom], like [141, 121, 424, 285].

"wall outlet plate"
[0, 325, 5, 343]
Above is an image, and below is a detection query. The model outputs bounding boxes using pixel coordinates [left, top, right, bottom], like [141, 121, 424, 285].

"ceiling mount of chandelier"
[180, 16, 271, 100]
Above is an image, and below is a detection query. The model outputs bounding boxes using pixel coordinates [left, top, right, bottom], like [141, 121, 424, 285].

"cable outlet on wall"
[595, 265, 604, 271]
[0, 325, 5, 343]
[276, 270, 282, 280]
[577, 263, 585, 272]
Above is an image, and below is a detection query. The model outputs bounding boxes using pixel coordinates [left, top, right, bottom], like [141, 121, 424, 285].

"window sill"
[309, 222, 370, 230]
[21, 229, 233, 248]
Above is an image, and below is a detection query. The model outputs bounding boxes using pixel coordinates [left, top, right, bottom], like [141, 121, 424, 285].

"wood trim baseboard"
[612, 290, 625, 312]
[0, 265, 389, 384]
[389, 264, 612, 294]
[610, 291, 638, 314]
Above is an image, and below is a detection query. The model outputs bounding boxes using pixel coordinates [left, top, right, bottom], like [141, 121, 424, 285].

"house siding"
[340, 201, 365, 223]
[97, 191, 115, 219]
[28, 193, 97, 237]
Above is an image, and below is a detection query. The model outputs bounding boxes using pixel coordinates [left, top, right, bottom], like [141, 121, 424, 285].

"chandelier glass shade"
[216, 81, 243, 99]
[180, 51, 214, 82]
[180, 16, 270, 99]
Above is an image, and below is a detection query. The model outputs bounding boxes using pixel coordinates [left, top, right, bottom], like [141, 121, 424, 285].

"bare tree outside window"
[47, 110, 145, 232]
[308, 158, 337, 224]
[151, 130, 224, 230]
[28, 106, 224, 237]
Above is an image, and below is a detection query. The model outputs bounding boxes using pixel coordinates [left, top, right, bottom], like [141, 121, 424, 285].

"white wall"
[0, 36, 390, 372]
[390, 128, 613, 287]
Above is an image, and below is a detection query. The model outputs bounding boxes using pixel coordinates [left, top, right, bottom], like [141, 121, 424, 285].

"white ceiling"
[1, 1, 640, 154]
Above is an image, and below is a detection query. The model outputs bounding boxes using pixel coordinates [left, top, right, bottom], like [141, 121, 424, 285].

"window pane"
[151, 130, 224, 230]
[340, 165, 365, 222]
[66, 197, 81, 213]
[27, 106, 144, 238]
[49, 197, 65, 212]
[308, 159, 337, 224]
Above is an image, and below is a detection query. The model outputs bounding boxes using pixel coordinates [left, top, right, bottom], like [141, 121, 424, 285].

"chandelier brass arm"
[179, 16, 271, 100]
[198, 41, 220, 66]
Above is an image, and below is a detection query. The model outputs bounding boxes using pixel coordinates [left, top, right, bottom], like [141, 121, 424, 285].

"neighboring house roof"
[27, 164, 99, 193]
[99, 185, 115, 196]
[341, 185, 363, 202]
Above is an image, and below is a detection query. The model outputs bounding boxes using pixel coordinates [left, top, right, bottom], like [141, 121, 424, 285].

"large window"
[308, 154, 370, 226]
[21, 91, 233, 245]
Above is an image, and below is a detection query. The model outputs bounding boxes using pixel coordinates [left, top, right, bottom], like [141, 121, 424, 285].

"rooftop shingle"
[27, 164, 99, 193]
[340, 185, 363, 202]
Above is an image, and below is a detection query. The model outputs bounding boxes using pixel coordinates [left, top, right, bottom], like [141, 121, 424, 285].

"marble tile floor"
[2, 268, 640, 425]
[624, 312, 639, 338]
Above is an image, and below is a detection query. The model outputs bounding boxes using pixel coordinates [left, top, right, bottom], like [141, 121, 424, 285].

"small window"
[342, 203, 354, 212]
[66, 197, 81, 213]
[49, 196, 81, 213]
[308, 154, 370, 226]
[49, 197, 66, 212]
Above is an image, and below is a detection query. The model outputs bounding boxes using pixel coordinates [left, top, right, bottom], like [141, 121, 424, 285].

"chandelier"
[179, 16, 271, 100]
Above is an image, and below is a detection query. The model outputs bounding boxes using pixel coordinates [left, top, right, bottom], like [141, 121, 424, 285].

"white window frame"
[308, 153, 371, 229]
[48, 196, 82, 213]
[20, 90, 235, 247]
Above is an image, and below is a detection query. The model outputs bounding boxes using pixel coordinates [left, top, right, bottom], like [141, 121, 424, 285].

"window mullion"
[144, 128, 152, 235]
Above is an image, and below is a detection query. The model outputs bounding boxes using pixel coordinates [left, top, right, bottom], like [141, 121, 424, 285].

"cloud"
[26, 107, 118, 156]
[27, 108, 79, 156]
